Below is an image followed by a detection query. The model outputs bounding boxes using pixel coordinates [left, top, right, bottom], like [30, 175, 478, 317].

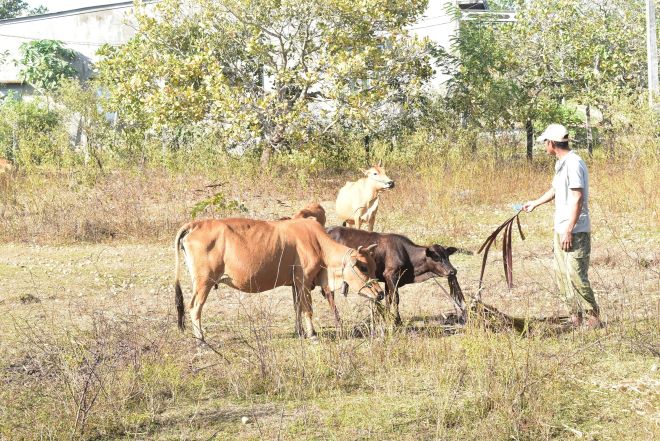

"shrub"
[0, 96, 69, 168]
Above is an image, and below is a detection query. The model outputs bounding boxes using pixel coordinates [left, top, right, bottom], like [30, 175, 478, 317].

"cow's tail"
[174, 223, 191, 331]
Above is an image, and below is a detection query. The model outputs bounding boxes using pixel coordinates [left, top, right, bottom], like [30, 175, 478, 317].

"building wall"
[0, 3, 137, 96]
[411, 0, 459, 91]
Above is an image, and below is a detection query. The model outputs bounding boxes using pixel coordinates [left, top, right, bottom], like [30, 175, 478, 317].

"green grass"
[0, 158, 658, 439]
[1, 287, 658, 440]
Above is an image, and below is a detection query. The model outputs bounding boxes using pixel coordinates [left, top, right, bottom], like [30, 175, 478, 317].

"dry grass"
[0, 156, 658, 440]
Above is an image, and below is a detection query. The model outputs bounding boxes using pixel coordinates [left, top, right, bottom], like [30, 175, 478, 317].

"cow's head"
[362, 165, 394, 190]
[325, 244, 384, 301]
[424, 244, 458, 277]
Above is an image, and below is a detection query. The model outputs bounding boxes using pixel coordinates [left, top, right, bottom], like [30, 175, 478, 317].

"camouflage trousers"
[553, 232, 599, 315]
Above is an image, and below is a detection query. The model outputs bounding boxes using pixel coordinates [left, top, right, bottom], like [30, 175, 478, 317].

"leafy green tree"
[439, 13, 520, 155]
[506, 0, 648, 154]
[97, 0, 433, 166]
[0, 0, 46, 19]
[17, 40, 77, 93]
[440, 0, 649, 158]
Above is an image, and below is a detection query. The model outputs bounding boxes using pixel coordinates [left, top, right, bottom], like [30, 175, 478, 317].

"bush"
[0, 96, 69, 168]
[601, 95, 660, 161]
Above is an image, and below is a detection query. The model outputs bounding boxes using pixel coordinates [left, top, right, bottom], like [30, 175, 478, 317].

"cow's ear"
[446, 247, 458, 256]
[425, 247, 437, 258]
[360, 168, 369, 175]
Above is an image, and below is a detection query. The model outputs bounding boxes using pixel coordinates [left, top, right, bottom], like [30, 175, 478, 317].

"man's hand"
[561, 231, 573, 251]
[522, 200, 537, 212]
[523, 188, 555, 213]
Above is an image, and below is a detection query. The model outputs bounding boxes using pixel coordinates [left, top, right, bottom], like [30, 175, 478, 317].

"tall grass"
[0, 154, 658, 439]
[1, 154, 656, 245]
[1, 303, 657, 439]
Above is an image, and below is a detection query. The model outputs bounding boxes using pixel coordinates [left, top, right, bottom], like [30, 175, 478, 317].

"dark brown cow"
[174, 218, 384, 340]
[325, 226, 465, 326]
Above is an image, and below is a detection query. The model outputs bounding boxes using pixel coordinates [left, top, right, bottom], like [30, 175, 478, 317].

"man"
[523, 124, 601, 329]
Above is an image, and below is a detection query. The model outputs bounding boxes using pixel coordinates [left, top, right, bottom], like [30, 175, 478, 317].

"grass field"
[0, 158, 658, 440]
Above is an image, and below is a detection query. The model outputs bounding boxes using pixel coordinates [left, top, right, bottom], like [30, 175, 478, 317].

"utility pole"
[647, 0, 659, 107]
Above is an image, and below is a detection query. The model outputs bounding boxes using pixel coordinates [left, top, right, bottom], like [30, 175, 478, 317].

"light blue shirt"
[552, 151, 591, 233]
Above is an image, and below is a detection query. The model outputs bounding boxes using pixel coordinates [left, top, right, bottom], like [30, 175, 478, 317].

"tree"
[97, 0, 433, 166]
[439, 0, 650, 158]
[0, 0, 47, 19]
[506, 0, 648, 154]
[439, 12, 520, 156]
[17, 40, 77, 93]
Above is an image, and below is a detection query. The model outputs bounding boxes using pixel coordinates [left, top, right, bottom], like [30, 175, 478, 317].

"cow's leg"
[297, 285, 317, 339]
[354, 212, 363, 230]
[383, 281, 393, 310]
[189, 277, 213, 343]
[323, 287, 342, 335]
[383, 272, 402, 326]
[367, 214, 376, 232]
[383, 272, 395, 312]
[292, 286, 304, 338]
[393, 287, 402, 326]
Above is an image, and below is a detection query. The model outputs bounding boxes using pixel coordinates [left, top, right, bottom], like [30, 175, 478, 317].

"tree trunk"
[585, 104, 593, 156]
[260, 145, 273, 168]
[260, 123, 286, 168]
[363, 134, 371, 164]
[525, 118, 534, 160]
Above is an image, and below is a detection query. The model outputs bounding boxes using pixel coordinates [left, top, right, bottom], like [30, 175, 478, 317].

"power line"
[409, 19, 456, 31]
[417, 14, 452, 22]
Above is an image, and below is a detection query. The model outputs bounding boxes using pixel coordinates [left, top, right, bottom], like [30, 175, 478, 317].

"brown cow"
[279, 202, 326, 226]
[174, 217, 384, 340]
[280, 202, 327, 332]
[293, 202, 326, 226]
[335, 165, 394, 231]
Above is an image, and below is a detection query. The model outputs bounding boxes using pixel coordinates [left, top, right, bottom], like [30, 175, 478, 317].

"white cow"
[335, 165, 394, 231]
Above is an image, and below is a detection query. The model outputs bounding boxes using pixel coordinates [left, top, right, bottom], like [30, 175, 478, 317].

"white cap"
[536, 124, 569, 143]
